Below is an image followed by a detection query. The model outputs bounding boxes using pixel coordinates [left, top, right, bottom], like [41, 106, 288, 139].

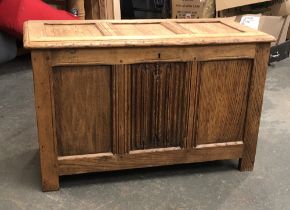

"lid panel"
[112, 23, 175, 36]
[45, 23, 103, 37]
[179, 22, 242, 34]
[24, 19, 276, 49]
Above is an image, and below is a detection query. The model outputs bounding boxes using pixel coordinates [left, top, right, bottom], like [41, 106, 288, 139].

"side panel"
[32, 51, 59, 191]
[239, 43, 270, 171]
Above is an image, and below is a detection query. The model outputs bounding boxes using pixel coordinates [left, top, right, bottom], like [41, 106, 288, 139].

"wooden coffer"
[24, 19, 274, 191]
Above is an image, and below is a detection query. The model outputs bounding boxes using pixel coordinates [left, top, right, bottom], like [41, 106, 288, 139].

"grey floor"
[0, 56, 289, 210]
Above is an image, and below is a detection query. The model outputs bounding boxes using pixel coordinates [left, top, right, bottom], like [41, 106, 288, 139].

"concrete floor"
[0, 56, 289, 210]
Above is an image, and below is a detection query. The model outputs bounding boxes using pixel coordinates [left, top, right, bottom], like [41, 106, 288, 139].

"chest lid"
[24, 19, 275, 49]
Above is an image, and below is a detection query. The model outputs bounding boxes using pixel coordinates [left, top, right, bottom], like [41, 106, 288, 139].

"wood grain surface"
[130, 62, 194, 150]
[112, 65, 131, 155]
[239, 43, 270, 171]
[85, 0, 117, 20]
[58, 143, 244, 175]
[31, 51, 59, 191]
[52, 65, 112, 156]
[195, 59, 252, 145]
[50, 44, 256, 66]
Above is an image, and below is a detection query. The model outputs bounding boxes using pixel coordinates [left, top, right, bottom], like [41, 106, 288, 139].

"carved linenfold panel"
[195, 59, 253, 146]
[130, 62, 194, 150]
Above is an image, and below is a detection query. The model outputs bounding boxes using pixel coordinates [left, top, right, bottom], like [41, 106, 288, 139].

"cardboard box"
[220, 6, 271, 17]
[216, 0, 270, 11]
[217, 1, 273, 18]
[271, 0, 290, 16]
[269, 0, 290, 39]
[231, 14, 290, 45]
[171, 0, 205, 18]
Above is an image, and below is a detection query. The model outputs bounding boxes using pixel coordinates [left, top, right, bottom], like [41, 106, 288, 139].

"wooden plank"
[161, 22, 193, 34]
[23, 21, 45, 45]
[31, 51, 59, 191]
[239, 43, 271, 171]
[21, 18, 244, 24]
[196, 141, 243, 149]
[45, 24, 103, 37]
[84, 0, 98, 19]
[179, 22, 241, 34]
[95, 22, 117, 36]
[58, 143, 244, 175]
[84, 0, 115, 19]
[126, 23, 175, 36]
[185, 62, 198, 149]
[50, 44, 257, 66]
[113, 0, 121, 19]
[98, 0, 108, 19]
[24, 34, 273, 49]
[129, 147, 180, 154]
[85, 0, 103, 19]
[24, 36, 274, 49]
[105, 0, 115, 19]
[51, 65, 113, 156]
[29, 32, 268, 42]
[195, 59, 252, 145]
[112, 65, 131, 154]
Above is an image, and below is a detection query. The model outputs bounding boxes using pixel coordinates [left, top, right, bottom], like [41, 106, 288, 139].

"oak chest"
[24, 19, 274, 191]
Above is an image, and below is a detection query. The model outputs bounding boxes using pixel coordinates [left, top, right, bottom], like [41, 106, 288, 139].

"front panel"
[130, 62, 194, 150]
[52, 66, 113, 156]
[51, 58, 254, 157]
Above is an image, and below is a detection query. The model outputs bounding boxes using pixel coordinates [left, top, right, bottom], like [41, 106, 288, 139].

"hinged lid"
[24, 19, 275, 49]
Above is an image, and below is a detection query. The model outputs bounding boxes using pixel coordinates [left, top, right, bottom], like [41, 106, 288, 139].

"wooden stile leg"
[112, 65, 131, 155]
[31, 51, 59, 191]
[239, 43, 270, 171]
